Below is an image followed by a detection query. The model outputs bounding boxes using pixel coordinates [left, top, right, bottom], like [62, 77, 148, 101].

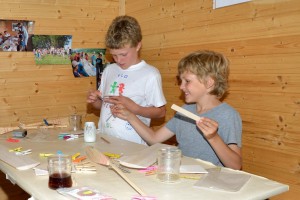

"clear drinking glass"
[157, 147, 182, 183]
[48, 155, 72, 189]
[69, 114, 82, 132]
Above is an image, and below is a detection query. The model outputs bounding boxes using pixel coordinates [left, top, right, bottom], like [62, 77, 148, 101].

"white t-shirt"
[98, 60, 166, 145]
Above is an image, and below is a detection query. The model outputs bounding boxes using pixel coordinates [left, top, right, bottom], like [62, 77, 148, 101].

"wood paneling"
[1, 0, 300, 199]
[0, 0, 118, 131]
[126, 0, 300, 199]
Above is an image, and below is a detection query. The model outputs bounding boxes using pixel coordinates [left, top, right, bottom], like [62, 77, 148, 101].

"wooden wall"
[0, 0, 300, 199]
[0, 0, 119, 198]
[0, 0, 119, 127]
[125, 0, 300, 199]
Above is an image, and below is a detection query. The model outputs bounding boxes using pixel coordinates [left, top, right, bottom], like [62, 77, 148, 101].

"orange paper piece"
[73, 156, 87, 163]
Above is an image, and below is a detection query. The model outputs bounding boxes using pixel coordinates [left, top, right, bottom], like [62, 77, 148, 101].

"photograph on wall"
[32, 35, 72, 65]
[70, 48, 106, 87]
[0, 20, 35, 52]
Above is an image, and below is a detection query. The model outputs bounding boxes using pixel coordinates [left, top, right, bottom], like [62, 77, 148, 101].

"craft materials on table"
[57, 186, 116, 200]
[12, 129, 27, 138]
[193, 168, 251, 192]
[15, 149, 32, 155]
[0, 117, 69, 135]
[69, 114, 82, 132]
[9, 147, 23, 152]
[84, 122, 97, 143]
[48, 154, 73, 189]
[131, 195, 157, 200]
[58, 133, 82, 141]
[138, 166, 158, 176]
[118, 143, 169, 169]
[100, 137, 110, 144]
[40, 153, 54, 157]
[6, 138, 20, 143]
[74, 161, 97, 172]
[103, 152, 121, 159]
[85, 146, 146, 196]
[72, 152, 81, 160]
[72, 152, 87, 163]
[8, 147, 32, 155]
[0, 144, 40, 170]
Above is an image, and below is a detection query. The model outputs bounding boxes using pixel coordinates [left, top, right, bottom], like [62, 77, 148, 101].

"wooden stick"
[171, 104, 202, 121]
[85, 146, 146, 196]
[100, 137, 110, 144]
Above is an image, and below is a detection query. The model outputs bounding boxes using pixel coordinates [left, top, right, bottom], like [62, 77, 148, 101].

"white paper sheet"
[194, 168, 251, 192]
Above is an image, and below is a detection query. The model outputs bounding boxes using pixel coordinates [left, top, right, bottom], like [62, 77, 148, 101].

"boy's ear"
[136, 42, 142, 52]
[206, 77, 215, 89]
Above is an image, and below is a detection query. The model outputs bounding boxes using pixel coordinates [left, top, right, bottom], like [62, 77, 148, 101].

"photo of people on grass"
[0, 20, 35, 52]
[70, 48, 106, 85]
[32, 35, 72, 65]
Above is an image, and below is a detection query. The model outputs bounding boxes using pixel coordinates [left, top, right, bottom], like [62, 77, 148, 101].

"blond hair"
[105, 15, 142, 49]
[178, 50, 229, 98]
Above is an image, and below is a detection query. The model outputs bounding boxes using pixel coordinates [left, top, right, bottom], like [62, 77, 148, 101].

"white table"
[0, 129, 289, 200]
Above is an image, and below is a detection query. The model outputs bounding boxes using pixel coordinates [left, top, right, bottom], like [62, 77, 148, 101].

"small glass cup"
[157, 147, 182, 183]
[48, 155, 72, 189]
[69, 114, 82, 132]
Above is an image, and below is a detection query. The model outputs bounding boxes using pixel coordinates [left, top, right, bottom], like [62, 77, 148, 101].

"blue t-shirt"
[166, 103, 242, 166]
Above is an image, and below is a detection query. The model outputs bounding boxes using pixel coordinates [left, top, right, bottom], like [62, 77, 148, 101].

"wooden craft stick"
[171, 104, 201, 121]
[101, 137, 110, 144]
[85, 146, 146, 196]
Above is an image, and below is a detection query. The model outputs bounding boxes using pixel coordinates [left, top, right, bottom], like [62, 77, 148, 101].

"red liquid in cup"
[48, 172, 72, 189]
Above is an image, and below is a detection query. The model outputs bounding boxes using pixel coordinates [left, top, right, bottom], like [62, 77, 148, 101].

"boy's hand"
[87, 89, 102, 103]
[104, 94, 138, 114]
[110, 104, 134, 121]
[196, 118, 219, 140]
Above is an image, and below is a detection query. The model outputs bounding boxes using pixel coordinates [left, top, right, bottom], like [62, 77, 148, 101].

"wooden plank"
[0, 92, 89, 109]
[0, 103, 93, 127]
[1, 3, 118, 19]
[0, 71, 96, 83]
[0, 80, 94, 96]
[141, 34, 300, 60]
[225, 92, 300, 113]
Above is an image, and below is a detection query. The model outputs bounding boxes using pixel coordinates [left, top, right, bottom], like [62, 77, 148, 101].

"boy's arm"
[134, 105, 166, 118]
[196, 118, 242, 170]
[111, 104, 173, 145]
[105, 95, 166, 118]
[207, 135, 242, 170]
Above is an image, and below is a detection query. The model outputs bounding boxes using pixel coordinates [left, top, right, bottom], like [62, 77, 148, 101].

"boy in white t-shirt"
[87, 15, 166, 145]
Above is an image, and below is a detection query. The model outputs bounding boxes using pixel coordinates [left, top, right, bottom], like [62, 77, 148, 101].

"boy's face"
[109, 42, 141, 69]
[179, 71, 209, 103]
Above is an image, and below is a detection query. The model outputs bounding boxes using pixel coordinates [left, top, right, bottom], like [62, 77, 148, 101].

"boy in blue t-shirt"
[111, 50, 243, 170]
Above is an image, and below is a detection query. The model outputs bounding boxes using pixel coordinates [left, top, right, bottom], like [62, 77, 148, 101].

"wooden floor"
[0, 171, 30, 200]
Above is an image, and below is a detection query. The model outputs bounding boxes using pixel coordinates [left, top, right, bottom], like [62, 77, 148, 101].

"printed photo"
[32, 35, 72, 65]
[70, 48, 106, 88]
[0, 20, 35, 52]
